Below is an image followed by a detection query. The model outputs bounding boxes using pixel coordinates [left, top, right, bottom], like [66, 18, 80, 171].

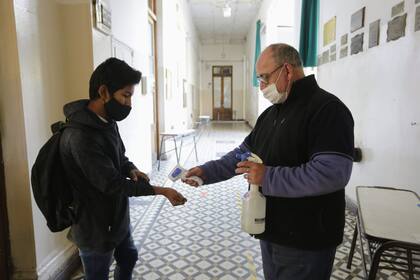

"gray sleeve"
[262, 153, 353, 198]
[199, 142, 250, 184]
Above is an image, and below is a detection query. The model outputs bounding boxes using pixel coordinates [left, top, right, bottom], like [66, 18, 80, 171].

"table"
[347, 186, 420, 279]
[158, 129, 198, 170]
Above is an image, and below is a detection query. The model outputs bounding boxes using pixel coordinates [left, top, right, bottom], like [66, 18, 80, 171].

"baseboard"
[211, 120, 247, 124]
[37, 244, 80, 280]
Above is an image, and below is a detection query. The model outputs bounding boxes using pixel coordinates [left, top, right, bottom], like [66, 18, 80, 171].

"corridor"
[72, 123, 407, 280]
[1, 0, 420, 278]
[127, 122, 261, 279]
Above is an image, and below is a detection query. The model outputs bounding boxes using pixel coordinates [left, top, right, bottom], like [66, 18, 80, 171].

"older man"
[183, 43, 354, 280]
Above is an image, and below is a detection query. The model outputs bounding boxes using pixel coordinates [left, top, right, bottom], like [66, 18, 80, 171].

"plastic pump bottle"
[239, 152, 266, 234]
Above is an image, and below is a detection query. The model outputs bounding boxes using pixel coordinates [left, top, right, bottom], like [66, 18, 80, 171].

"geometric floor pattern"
[73, 122, 414, 279]
[129, 175, 262, 280]
[118, 122, 264, 280]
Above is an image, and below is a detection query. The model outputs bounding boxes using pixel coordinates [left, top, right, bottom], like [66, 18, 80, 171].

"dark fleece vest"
[245, 75, 354, 250]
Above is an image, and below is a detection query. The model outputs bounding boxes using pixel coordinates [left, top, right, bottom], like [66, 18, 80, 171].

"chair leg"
[368, 252, 380, 280]
[347, 225, 358, 269]
[407, 248, 415, 280]
[173, 136, 179, 164]
[179, 136, 183, 163]
[158, 136, 165, 171]
[357, 215, 370, 278]
[193, 135, 198, 161]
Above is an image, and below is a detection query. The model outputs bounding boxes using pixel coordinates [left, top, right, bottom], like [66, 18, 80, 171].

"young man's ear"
[98, 85, 110, 102]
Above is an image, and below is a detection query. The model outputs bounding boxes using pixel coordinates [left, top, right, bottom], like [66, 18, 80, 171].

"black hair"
[89, 57, 142, 100]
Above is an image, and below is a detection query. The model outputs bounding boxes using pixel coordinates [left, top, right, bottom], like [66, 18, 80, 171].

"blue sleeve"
[262, 153, 353, 198]
[199, 142, 250, 184]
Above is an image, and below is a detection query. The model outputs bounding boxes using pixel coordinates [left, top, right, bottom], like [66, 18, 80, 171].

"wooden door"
[212, 66, 233, 120]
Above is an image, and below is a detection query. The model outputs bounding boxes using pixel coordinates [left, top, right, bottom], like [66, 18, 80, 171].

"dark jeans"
[260, 240, 336, 280]
[79, 233, 138, 280]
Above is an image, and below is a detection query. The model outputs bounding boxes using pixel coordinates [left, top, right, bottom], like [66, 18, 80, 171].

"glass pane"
[223, 77, 231, 108]
[223, 67, 232, 76]
[213, 67, 221, 75]
[214, 77, 221, 109]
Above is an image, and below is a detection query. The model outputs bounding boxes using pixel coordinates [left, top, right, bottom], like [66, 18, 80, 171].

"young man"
[183, 44, 354, 280]
[60, 58, 186, 280]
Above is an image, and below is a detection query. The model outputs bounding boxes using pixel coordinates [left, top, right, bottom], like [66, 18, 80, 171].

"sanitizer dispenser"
[238, 152, 266, 235]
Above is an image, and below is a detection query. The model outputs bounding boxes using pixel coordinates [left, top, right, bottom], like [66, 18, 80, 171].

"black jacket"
[245, 75, 354, 249]
[60, 100, 155, 252]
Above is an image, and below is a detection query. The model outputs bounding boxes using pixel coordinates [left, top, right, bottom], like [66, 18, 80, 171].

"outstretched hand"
[154, 186, 187, 206]
[181, 167, 204, 187]
[164, 188, 187, 206]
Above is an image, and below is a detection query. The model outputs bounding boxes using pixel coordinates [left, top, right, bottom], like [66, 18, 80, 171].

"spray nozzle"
[235, 151, 252, 162]
[236, 151, 263, 164]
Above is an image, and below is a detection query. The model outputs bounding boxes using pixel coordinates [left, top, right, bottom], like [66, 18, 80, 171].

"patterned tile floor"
[73, 122, 415, 279]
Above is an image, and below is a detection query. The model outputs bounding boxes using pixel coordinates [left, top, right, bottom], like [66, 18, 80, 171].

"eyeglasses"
[256, 64, 284, 84]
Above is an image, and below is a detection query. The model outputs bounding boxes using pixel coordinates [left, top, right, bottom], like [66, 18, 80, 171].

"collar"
[284, 74, 319, 104]
[96, 114, 109, 123]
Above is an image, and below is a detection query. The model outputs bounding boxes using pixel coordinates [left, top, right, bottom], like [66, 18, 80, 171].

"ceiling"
[187, 0, 262, 45]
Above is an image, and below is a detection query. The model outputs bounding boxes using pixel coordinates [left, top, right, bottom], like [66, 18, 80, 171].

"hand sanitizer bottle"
[239, 152, 266, 234]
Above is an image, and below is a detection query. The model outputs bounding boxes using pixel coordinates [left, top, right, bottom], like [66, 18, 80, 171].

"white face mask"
[261, 66, 289, 104]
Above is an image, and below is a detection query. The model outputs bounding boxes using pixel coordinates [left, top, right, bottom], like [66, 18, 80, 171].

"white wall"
[199, 44, 245, 120]
[91, 0, 157, 173]
[113, 0, 154, 172]
[92, 0, 201, 167]
[161, 0, 200, 131]
[0, 0, 37, 278]
[244, 0, 299, 127]
[318, 0, 420, 200]
[6, 0, 94, 278]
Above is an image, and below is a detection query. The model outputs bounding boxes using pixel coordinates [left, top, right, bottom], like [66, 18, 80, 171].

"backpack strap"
[50, 120, 86, 134]
[51, 121, 65, 134]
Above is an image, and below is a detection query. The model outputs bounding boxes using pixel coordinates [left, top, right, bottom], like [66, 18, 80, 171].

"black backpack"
[31, 121, 82, 232]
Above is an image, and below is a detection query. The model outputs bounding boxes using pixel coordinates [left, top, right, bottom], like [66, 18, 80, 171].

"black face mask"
[104, 98, 131, 121]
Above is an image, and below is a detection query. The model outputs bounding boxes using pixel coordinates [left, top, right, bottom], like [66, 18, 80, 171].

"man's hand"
[153, 186, 187, 206]
[129, 169, 150, 182]
[181, 167, 204, 187]
[236, 161, 266, 185]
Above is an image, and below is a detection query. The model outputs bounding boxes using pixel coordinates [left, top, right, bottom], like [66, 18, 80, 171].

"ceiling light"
[223, 4, 231, 17]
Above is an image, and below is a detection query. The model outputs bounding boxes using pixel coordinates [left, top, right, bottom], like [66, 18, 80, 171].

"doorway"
[212, 66, 233, 121]
[0, 136, 10, 279]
